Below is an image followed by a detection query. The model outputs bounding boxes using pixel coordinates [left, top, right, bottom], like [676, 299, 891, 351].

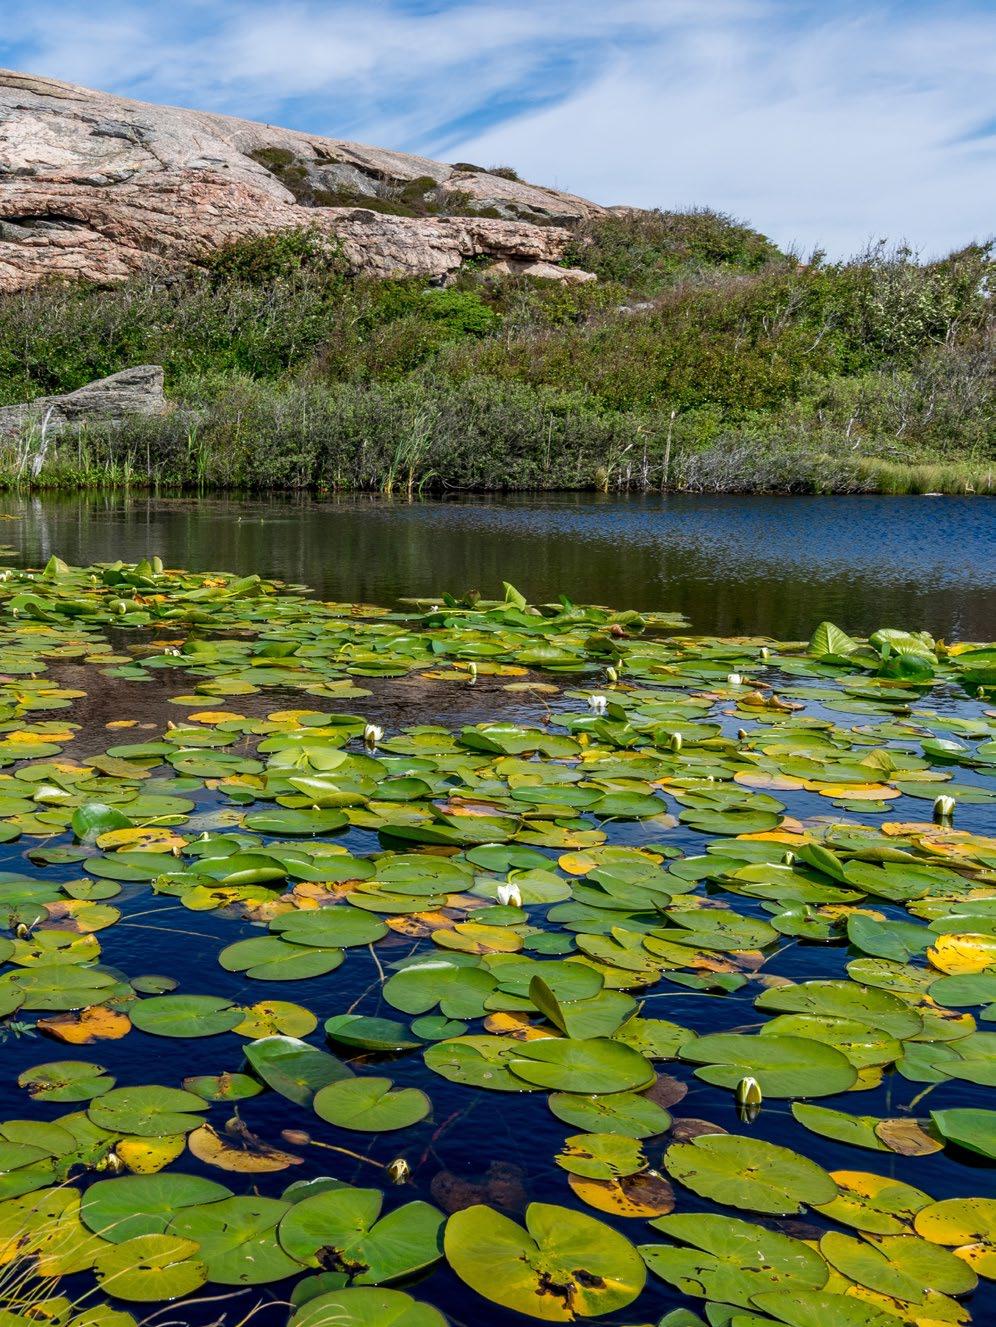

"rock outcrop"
[0, 366, 167, 437]
[0, 70, 603, 290]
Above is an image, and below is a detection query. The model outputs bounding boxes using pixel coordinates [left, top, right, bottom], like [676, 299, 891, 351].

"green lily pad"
[548, 1089, 672, 1138]
[278, 1188, 444, 1283]
[313, 1077, 431, 1132]
[663, 1134, 836, 1214]
[169, 1195, 302, 1285]
[324, 1015, 421, 1052]
[244, 1036, 353, 1106]
[508, 1037, 655, 1093]
[220, 935, 344, 981]
[87, 1085, 209, 1137]
[930, 1107, 996, 1160]
[92, 1233, 207, 1302]
[18, 1060, 115, 1103]
[129, 994, 242, 1038]
[681, 1032, 857, 1097]
[289, 1288, 446, 1327]
[82, 1173, 232, 1242]
[444, 1200, 645, 1319]
[640, 1211, 828, 1308]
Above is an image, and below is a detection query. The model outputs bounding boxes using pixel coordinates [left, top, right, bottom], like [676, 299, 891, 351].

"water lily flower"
[387, 1157, 411, 1185]
[727, 673, 743, 686]
[736, 1076, 763, 1107]
[933, 795, 956, 822]
[364, 723, 384, 748]
[735, 1075, 763, 1122]
[588, 694, 608, 715]
[759, 647, 770, 660]
[496, 883, 522, 908]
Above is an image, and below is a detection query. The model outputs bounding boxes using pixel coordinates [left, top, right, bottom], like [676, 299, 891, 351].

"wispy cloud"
[1, 1, 993, 255]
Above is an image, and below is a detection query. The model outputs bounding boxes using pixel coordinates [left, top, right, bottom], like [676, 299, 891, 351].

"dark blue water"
[0, 493, 993, 1326]
[1, 492, 993, 638]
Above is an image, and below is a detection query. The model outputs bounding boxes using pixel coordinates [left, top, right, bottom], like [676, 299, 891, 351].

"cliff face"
[0, 70, 603, 291]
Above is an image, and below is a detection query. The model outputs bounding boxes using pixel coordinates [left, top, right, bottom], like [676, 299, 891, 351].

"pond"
[0, 496, 992, 1327]
[1, 491, 993, 639]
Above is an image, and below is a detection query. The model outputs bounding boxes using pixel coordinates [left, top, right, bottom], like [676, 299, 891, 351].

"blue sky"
[2, 0, 994, 256]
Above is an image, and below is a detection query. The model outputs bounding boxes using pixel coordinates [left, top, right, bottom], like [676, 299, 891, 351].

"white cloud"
[2, 0, 993, 255]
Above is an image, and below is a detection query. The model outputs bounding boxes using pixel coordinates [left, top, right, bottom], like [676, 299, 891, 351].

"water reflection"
[1, 492, 993, 638]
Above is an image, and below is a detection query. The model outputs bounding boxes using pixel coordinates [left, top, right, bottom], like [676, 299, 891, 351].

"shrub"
[565, 208, 786, 294]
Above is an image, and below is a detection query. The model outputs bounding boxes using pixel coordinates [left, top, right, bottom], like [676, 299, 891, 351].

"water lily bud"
[496, 883, 522, 908]
[588, 694, 608, 715]
[364, 723, 384, 748]
[933, 795, 956, 822]
[668, 732, 682, 753]
[737, 728, 748, 741]
[468, 662, 478, 684]
[760, 647, 770, 660]
[606, 666, 619, 684]
[782, 850, 796, 866]
[978, 688, 986, 699]
[281, 1129, 311, 1147]
[727, 673, 743, 687]
[736, 1076, 763, 1107]
[736, 1076, 763, 1122]
[387, 1157, 411, 1185]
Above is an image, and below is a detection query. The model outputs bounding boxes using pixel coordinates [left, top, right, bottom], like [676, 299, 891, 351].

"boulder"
[0, 365, 167, 437]
[0, 70, 602, 290]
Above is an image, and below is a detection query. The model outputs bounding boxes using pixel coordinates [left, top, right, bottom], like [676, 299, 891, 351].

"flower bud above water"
[727, 673, 743, 686]
[364, 723, 384, 748]
[735, 1075, 763, 1122]
[496, 883, 522, 908]
[668, 732, 682, 753]
[933, 795, 956, 822]
[606, 666, 619, 684]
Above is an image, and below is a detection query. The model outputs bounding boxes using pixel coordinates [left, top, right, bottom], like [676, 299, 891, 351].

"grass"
[0, 221, 991, 494]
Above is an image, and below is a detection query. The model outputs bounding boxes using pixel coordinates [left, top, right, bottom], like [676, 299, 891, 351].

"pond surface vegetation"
[0, 494, 992, 1327]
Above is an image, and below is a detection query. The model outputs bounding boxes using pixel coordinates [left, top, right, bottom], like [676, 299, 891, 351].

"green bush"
[0, 226, 990, 494]
[564, 208, 786, 294]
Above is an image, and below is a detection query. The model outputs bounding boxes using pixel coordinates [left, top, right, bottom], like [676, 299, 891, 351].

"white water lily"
[363, 723, 384, 748]
[588, 694, 608, 714]
[735, 1076, 763, 1107]
[727, 673, 743, 686]
[496, 883, 523, 908]
[933, 795, 956, 821]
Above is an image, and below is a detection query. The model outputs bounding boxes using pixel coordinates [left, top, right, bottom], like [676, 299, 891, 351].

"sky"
[1, 0, 994, 257]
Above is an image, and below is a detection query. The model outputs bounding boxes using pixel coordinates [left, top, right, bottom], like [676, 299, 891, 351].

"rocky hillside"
[0, 69, 604, 290]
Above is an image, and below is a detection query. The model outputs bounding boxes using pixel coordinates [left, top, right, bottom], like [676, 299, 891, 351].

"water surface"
[1, 492, 993, 637]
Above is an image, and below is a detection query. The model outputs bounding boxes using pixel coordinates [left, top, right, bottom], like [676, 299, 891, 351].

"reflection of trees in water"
[0, 494, 991, 641]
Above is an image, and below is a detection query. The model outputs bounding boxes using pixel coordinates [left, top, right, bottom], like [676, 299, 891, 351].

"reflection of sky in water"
[404, 495, 996, 587]
[0, 493, 993, 639]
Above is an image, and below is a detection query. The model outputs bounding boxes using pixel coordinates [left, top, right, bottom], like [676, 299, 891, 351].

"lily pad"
[444, 1200, 646, 1319]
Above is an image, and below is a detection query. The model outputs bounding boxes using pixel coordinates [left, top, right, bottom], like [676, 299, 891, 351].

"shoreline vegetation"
[0, 213, 992, 495]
